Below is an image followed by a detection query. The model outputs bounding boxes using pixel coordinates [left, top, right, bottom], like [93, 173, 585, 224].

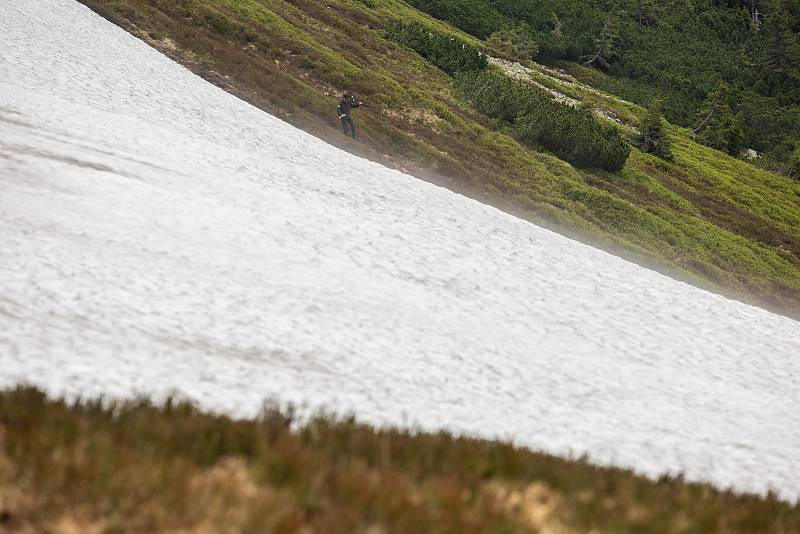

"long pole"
[330, 93, 382, 110]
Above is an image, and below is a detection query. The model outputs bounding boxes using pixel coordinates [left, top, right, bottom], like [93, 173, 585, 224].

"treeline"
[407, 0, 800, 175]
[456, 71, 631, 171]
[385, 21, 487, 74]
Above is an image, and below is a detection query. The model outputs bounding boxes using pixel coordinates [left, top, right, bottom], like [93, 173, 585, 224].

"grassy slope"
[2, 387, 799, 533]
[515, 59, 800, 296]
[77, 0, 800, 318]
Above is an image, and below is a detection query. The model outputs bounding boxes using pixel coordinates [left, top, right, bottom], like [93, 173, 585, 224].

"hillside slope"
[78, 0, 800, 318]
[1, 0, 799, 503]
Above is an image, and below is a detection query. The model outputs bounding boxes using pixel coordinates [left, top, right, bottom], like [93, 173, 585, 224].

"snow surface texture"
[2, 0, 799, 501]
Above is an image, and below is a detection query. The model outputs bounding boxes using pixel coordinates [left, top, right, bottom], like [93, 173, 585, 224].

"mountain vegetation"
[2, 386, 799, 532]
[385, 21, 487, 74]
[408, 0, 800, 175]
[456, 70, 631, 170]
[486, 26, 540, 65]
[387, 21, 630, 169]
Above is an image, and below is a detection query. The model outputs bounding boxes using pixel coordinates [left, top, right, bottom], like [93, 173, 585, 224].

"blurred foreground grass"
[1, 386, 798, 533]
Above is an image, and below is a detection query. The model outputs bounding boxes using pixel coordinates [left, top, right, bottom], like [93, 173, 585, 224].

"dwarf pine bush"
[385, 22, 487, 75]
[456, 70, 630, 170]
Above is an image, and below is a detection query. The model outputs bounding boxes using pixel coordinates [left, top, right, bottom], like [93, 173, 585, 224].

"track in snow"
[1, 0, 799, 501]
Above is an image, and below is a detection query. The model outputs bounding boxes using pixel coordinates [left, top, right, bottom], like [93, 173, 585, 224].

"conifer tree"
[549, 13, 563, 37]
[760, 0, 800, 75]
[695, 81, 747, 155]
[583, 9, 624, 69]
[639, 100, 673, 160]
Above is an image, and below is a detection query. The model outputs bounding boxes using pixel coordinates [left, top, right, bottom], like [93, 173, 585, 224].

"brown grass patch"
[1, 387, 799, 533]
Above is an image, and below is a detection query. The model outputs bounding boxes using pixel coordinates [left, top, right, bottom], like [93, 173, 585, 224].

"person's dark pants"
[341, 116, 356, 139]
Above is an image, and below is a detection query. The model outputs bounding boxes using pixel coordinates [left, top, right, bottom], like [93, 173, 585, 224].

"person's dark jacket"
[337, 97, 361, 118]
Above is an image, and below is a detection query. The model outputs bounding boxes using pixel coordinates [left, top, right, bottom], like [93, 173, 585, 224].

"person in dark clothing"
[337, 92, 362, 139]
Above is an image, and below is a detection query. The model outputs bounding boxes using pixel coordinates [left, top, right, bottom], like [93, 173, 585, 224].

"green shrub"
[487, 26, 539, 64]
[456, 70, 630, 170]
[385, 21, 487, 75]
[639, 100, 673, 161]
[405, 0, 509, 39]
